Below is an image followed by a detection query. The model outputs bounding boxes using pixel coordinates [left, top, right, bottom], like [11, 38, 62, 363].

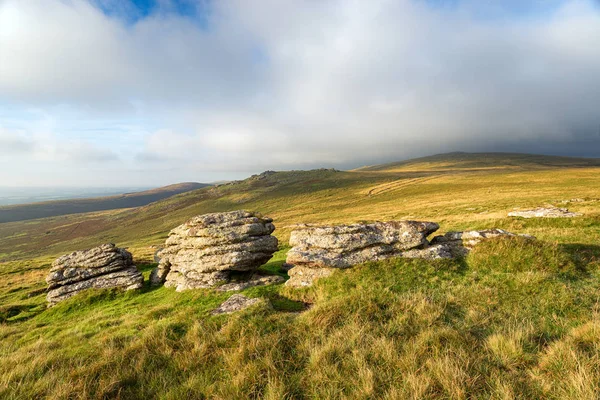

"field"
[1, 153, 600, 399]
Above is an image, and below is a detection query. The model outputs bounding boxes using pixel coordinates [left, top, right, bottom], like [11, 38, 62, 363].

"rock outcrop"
[152, 210, 279, 291]
[46, 244, 143, 306]
[508, 207, 581, 218]
[285, 220, 441, 287]
[211, 294, 266, 315]
[285, 222, 535, 287]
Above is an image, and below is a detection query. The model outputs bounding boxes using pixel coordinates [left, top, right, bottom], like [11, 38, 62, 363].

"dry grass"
[1, 154, 600, 398]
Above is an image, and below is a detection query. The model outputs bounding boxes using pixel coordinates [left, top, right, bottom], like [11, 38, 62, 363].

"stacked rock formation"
[508, 207, 581, 218]
[46, 244, 143, 306]
[151, 210, 279, 291]
[285, 222, 535, 287]
[285, 221, 441, 287]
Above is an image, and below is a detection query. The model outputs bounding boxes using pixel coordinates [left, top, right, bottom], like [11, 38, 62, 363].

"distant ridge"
[354, 152, 600, 172]
[0, 182, 210, 223]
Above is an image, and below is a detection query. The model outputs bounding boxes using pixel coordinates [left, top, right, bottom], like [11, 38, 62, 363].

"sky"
[1, 0, 599, 187]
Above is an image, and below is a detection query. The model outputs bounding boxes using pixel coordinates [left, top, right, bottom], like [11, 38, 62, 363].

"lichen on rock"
[152, 210, 279, 291]
[46, 243, 143, 306]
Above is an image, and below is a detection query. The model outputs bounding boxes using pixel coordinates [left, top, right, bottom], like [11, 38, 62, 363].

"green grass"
[1, 153, 600, 399]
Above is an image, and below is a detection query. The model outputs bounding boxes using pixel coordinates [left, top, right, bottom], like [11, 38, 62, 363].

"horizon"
[2, 0, 600, 186]
[0, 150, 597, 191]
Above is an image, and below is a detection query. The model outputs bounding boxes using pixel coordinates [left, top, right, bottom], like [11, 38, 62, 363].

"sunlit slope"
[0, 153, 599, 261]
[2, 153, 600, 398]
[355, 152, 600, 172]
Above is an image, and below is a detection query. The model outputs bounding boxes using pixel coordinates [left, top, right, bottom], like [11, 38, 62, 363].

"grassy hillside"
[355, 152, 600, 172]
[0, 182, 209, 224]
[1, 152, 600, 399]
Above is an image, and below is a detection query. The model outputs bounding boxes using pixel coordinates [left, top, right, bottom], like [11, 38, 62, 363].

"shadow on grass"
[559, 243, 600, 273]
[0, 303, 45, 324]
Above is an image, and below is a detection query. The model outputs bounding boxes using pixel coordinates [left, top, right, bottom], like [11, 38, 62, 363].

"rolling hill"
[1, 152, 600, 398]
[355, 151, 600, 172]
[0, 152, 598, 261]
[0, 182, 210, 224]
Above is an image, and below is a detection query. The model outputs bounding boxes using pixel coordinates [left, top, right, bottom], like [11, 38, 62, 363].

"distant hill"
[0, 182, 210, 223]
[355, 152, 600, 172]
[1, 152, 600, 260]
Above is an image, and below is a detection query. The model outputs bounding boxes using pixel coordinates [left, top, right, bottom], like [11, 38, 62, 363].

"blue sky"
[0, 0, 599, 187]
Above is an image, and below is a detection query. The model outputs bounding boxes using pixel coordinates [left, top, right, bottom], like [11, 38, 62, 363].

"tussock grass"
[2, 238, 600, 398]
[1, 156, 600, 398]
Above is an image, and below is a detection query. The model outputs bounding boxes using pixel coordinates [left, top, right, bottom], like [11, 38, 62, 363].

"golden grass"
[1, 155, 600, 398]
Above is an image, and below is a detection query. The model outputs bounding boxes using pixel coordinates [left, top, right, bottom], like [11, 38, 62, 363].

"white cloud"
[1, 0, 600, 186]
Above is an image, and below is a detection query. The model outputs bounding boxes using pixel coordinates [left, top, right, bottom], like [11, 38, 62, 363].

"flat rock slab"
[216, 275, 285, 292]
[211, 294, 265, 315]
[46, 244, 143, 306]
[285, 225, 535, 287]
[508, 207, 581, 218]
[152, 210, 278, 291]
[286, 220, 439, 269]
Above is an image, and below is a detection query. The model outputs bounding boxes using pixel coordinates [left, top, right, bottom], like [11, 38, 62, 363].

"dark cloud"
[0, 0, 599, 186]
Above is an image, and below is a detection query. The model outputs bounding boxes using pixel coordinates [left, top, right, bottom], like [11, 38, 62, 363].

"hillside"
[0, 182, 209, 224]
[1, 152, 600, 398]
[355, 152, 600, 172]
[1, 153, 599, 261]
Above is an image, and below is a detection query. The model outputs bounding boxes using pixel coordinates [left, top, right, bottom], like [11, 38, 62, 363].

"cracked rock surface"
[46, 243, 143, 306]
[151, 210, 279, 291]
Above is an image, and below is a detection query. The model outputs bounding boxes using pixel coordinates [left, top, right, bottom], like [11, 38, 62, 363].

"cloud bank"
[1, 0, 599, 186]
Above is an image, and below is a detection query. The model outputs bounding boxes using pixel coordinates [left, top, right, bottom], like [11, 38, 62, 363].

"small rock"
[431, 229, 535, 257]
[216, 275, 285, 292]
[153, 248, 163, 264]
[285, 266, 335, 288]
[211, 294, 264, 315]
[508, 207, 581, 218]
[401, 244, 454, 260]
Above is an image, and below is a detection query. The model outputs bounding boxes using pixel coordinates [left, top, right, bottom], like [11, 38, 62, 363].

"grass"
[0, 153, 600, 398]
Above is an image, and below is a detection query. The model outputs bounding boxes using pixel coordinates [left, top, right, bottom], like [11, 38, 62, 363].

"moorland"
[1, 152, 600, 399]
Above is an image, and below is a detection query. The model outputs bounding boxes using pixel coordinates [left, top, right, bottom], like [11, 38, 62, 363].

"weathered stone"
[285, 266, 335, 288]
[153, 248, 163, 263]
[211, 294, 266, 315]
[508, 207, 581, 218]
[149, 261, 170, 285]
[285, 222, 535, 287]
[152, 210, 278, 291]
[46, 244, 143, 306]
[217, 275, 285, 292]
[401, 244, 454, 260]
[165, 270, 230, 291]
[286, 221, 439, 269]
[430, 229, 535, 257]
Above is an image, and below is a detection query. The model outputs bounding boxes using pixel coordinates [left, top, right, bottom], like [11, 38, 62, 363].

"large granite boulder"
[285, 220, 441, 287]
[46, 244, 143, 306]
[508, 207, 581, 218]
[152, 210, 279, 291]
